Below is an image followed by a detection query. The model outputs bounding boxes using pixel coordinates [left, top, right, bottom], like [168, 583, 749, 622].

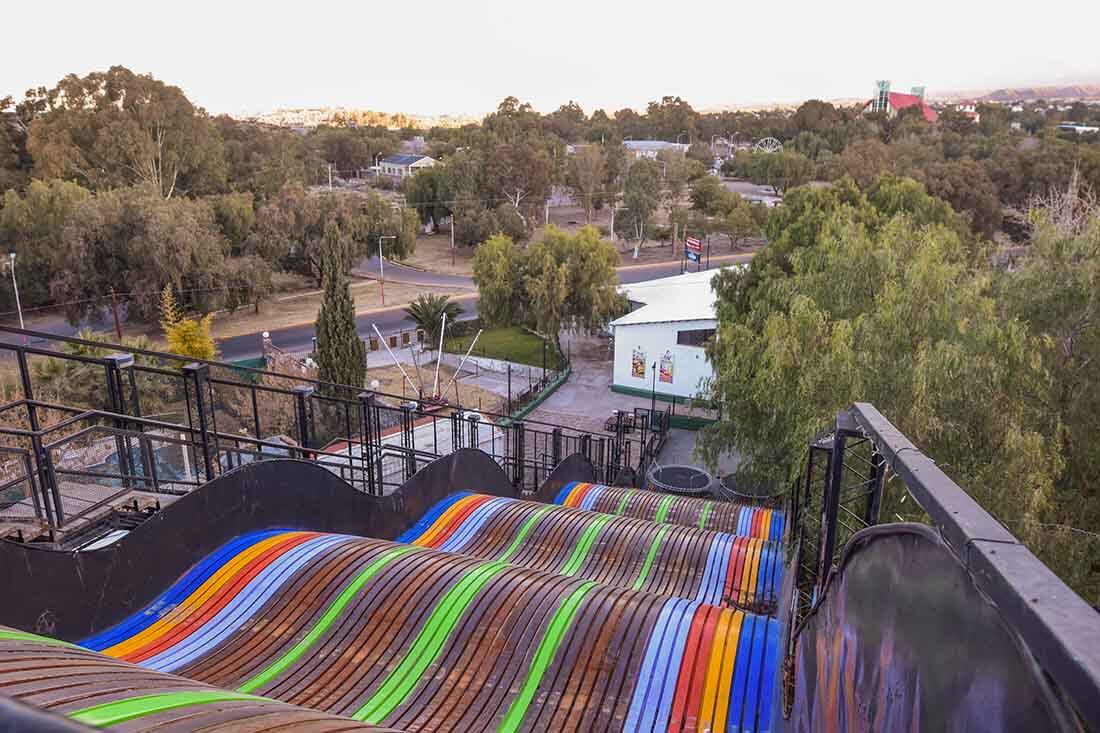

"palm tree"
[403, 294, 463, 353]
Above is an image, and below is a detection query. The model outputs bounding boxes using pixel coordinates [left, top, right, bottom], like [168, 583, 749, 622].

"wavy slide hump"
[0, 450, 517, 640]
[0, 627, 401, 732]
[400, 492, 783, 614]
[554, 482, 786, 541]
[80, 531, 780, 733]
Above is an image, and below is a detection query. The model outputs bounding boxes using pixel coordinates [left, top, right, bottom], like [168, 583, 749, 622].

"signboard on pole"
[686, 236, 702, 253]
[686, 250, 701, 262]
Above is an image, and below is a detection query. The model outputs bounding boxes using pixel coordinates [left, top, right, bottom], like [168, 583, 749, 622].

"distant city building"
[400, 136, 428, 155]
[378, 154, 437, 179]
[955, 103, 981, 124]
[866, 81, 939, 123]
[623, 141, 690, 159]
[1057, 123, 1100, 134]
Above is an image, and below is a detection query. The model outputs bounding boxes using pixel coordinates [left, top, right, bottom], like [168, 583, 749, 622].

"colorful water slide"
[554, 482, 786, 541]
[399, 492, 784, 613]
[0, 627, 402, 732]
[78, 531, 780, 732]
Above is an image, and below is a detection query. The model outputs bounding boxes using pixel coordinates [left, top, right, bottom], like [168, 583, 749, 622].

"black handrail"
[849, 402, 1100, 728]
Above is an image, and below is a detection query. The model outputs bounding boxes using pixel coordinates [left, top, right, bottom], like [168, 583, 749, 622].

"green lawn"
[444, 326, 551, 367]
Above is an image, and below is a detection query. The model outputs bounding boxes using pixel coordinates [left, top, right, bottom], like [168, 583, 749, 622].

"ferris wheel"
[754, 137, 783, 153]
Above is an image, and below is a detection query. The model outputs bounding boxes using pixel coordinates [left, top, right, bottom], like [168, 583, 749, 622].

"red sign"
[686, 236, 702, 253]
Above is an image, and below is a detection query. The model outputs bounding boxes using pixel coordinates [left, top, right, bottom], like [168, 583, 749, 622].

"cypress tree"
[314, 222, 366, 395]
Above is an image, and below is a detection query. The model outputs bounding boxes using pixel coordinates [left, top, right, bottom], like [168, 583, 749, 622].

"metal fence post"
[104, 354, 136, 489]
[358, 391, 379, 496]
[579, 433, 591, 464]
[182, 363, 215, 481]
[292, 385, 314, 453]
[551, 427, 562, 467]
[451, 410, 463, 452]
[512, 421, 525, 487]
[865, 447, 885, 526]
[468, 413, 480, 452]
[401, 401, 416, 480]
[818, 412, 853, 591]
[15, 347, 58, 530]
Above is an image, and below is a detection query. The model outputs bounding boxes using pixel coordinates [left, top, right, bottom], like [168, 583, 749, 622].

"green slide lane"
[614, 493, 630, 515]
[654, 495, 676, 524]
[237, 545, 420, 693]
[631, 526, 671, 591]
[354, 560, 509, 723]
[498, 505, 554, 563]
[70, 690, 263, 727]
[559, 515, 613, 576]
[0, 629, 81, 650]
[496, 581, 597, 733]
[698, 503, 713, 531]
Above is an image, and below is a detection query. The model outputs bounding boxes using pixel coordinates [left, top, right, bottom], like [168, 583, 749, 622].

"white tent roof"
[611, 267, 736, 327]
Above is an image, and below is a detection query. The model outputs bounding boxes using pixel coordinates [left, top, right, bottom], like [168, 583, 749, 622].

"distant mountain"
[239, 107, 477, 130]
[976, 85, 1100, 103]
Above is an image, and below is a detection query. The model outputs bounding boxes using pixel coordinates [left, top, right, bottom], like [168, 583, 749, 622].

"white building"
[1057, 123, 1100, 135]
[624, 140, 690, 159]
[609, 268, 732, 402]
[379, 154, 437, 179]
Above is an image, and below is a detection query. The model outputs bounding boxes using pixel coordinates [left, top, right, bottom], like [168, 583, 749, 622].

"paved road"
[221, 255, 750, 362]
[2, 254, 751, 362]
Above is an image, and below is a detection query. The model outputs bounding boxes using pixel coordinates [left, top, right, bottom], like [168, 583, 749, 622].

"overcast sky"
[5, 1, 1099, 117]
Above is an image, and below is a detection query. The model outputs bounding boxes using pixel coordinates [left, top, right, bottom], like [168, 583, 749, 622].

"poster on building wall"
[659, 350, 674, 383]
[631, 347, 646, 379]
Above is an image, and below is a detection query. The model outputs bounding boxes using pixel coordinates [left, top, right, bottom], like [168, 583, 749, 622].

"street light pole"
[8, 252, 23, 330]
[650, 361, 657, 416]
[377, 235, 396, 306]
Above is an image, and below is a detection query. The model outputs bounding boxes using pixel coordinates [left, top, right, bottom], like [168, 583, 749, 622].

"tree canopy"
[473, 225, 623, 347]
[702, 175, 1099, 601]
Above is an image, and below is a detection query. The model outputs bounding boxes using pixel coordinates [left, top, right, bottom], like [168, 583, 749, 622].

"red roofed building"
[866, 81, 939, 123]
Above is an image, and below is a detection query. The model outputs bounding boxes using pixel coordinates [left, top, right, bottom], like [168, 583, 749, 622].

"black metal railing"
[0, 325, 671, 541]
[786, 403, 1100, 729]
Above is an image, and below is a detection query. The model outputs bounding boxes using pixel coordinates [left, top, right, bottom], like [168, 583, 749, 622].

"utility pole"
[450, 211, 456, 267]
[609, 204, 615, 244]
[7, 252, 24, 344]
[377, 235, 396, 306]
[109, 288, 123, 341]
[544, 199, 549, 227]
[327, 163, 334, 189]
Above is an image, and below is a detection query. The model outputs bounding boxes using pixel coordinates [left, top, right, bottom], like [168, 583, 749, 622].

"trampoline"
[718, 473, 786, 504]
[647, 464, 713, 496]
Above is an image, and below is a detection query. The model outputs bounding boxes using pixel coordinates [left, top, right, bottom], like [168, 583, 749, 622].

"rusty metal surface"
[0, 451, 519, 640]
[554, 482, 786, 540]
[0, 629, 402, 732]
[400, 492, 783, 613]
[65, 532, 780, 732]
[792, 523, 1076, 732]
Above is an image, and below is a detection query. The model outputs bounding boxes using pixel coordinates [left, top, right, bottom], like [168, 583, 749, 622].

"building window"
[676, 328, 715, 347]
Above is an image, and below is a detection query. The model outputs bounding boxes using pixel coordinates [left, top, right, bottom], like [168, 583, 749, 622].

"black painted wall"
[0, 449, 518, 640]
[792, 524, 1076, 732]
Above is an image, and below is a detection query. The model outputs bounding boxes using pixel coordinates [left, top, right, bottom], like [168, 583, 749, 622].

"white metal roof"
[624, 141, 690, 153]
[611, 267, 735, 327]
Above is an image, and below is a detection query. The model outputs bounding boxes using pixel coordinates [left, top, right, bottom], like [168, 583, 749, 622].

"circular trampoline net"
[647, 464, 713, 496]
[718, 473, 784, 504]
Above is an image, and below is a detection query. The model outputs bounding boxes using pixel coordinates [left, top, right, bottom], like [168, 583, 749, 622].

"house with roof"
[623, 140, 690, 159]
[609, 268, 733, 401]
[865, 81, 939, 123]
[378, 153, 437, 179]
